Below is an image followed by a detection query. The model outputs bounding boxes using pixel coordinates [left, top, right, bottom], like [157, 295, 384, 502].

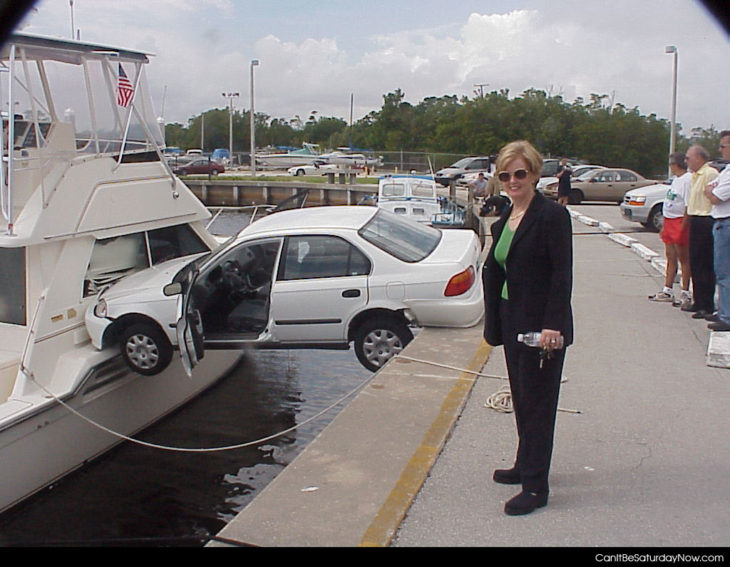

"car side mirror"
[163, 282, 183, 296]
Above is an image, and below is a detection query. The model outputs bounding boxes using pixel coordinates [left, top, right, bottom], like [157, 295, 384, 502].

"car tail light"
[444, 266, 475, 297]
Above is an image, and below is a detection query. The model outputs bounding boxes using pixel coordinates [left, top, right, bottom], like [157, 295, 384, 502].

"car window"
[616, 170, 637, 182]
[596, 171, 616, 182]
[359, 209, 441, 263]
[279, 235, 371, 280]
[148, 224, 210, 264]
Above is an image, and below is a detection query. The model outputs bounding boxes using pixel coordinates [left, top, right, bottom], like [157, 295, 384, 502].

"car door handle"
[342, 289, 360, 298]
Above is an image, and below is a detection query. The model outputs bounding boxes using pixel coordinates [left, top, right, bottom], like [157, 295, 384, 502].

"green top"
[494, 223, 514, 299]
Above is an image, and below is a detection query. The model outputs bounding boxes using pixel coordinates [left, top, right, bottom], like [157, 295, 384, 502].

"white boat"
[255, 142, 321, 168]
[375, 175, 443, 224]
[0, 33, 241, 514]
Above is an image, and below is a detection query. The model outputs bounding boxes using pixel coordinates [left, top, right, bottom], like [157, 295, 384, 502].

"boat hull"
[0, 348, 242, 514]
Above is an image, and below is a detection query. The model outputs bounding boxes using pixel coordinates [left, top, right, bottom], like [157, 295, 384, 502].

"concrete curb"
[567, 207, 729, 369]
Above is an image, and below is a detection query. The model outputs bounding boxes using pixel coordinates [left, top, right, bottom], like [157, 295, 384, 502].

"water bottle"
[517, 332, 563, 349]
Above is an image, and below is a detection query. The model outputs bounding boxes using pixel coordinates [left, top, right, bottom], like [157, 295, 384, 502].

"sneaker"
[673, 296, 692, 309]
[648, 291, 673, 302]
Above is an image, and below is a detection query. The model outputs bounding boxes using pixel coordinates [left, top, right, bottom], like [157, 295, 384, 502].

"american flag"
[117, 64, 134, 107]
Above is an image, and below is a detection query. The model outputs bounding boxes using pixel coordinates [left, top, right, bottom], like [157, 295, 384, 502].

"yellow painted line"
[359, 339, 493, 547]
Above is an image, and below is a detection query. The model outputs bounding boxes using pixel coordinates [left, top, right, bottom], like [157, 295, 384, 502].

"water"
[0, 348, 371, 546]
[0, 210, 372, 547]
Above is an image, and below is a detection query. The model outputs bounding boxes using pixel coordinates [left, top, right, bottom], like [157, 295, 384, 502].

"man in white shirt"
[704, 130, 730, 331]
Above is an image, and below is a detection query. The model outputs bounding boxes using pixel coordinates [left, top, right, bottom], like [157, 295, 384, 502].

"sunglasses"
[497, 169, 529, 182]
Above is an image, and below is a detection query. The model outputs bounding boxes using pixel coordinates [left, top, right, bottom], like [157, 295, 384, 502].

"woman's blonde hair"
[495, 140, 543, 176]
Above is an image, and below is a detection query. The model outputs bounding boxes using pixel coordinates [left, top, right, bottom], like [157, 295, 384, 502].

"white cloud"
[18, 0, 730, 132]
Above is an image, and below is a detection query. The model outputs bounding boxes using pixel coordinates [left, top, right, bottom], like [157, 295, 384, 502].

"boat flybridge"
[0, 33, 241, 513]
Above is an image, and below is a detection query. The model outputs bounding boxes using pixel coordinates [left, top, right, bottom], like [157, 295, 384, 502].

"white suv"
[86, 207, 484, 375]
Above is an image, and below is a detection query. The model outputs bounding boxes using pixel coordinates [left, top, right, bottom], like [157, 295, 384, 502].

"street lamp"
[665, 45, 678, 177]
[250, 59, 259, 176]
[222, 92, 239, 165]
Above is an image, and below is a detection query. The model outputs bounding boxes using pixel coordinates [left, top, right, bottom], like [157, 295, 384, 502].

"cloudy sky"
[17, 0, 730, 135]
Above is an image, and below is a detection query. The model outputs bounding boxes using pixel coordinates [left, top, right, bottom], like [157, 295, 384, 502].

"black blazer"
[482, 191, 574, 347]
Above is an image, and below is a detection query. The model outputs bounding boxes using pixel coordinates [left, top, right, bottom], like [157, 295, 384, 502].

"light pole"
[250, 59, 259, 175]
[222, 92, 239, 164]
[665, 45, 678, 177]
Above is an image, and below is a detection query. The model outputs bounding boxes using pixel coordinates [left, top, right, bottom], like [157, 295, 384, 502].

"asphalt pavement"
[211, 203, 729, 549]
[392, 204, 730, 547]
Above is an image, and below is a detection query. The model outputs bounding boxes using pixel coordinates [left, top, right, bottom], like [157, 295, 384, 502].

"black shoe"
[493, 468, 521, 485]
[681, 302, 700, 312]
[708, 321, 730, 331]
[705, 313, 721, 322]
[504, 490, 548, 516]
[692, 310, 709, 319]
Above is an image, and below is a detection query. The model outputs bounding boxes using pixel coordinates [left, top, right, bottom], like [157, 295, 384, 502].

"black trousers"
[500, 299, 565, 494]
[688, 215, 716, 312]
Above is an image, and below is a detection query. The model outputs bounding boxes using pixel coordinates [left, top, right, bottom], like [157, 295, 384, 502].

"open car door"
[176, 238, 282, 375]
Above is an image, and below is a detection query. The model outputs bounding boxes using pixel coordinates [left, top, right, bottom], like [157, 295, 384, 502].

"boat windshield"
[1, 34, 163, 160]
[358, 209, 441, 263]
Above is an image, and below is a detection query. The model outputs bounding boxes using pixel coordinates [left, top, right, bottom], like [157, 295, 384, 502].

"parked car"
[619, 183, 670, 232]
[543, 168, 659, 204]
[536, 165, 604, 194]
[85, 206, 484, 375]
[435, 156, 491, 186]
[287, 161, 338, 176]
[172, 158, 225, 175]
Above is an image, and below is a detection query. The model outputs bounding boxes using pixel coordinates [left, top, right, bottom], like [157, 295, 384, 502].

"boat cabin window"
[381, 182, 406, 198]
[83, 224, 211, 296]
[0, 247, 26, 325]
[148, 225, 209, 264]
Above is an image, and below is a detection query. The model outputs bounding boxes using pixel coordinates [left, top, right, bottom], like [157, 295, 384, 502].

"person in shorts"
[648, 152, 692, 306]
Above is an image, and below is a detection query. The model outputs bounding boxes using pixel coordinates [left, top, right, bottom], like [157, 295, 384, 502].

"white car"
[85, 207, 484, 375]
[287, 162, 338, 176]
[619, 183, 670, 232]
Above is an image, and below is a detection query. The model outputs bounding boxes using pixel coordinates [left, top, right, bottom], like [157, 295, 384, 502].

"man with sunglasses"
[704, 131, 730, 331]
[682, 145, 719, 320]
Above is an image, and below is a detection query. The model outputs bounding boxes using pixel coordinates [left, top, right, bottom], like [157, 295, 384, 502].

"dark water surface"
[0, 210, 371, 546]
[0, 348, 371, 546]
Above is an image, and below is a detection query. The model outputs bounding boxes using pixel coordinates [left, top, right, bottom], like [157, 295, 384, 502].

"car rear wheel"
[120, 322, 173, 376]
[353, 316, 414, 372]
[568, 189, 583, 205]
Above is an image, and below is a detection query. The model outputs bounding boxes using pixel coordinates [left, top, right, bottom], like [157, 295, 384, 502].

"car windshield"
[359, 210, 441, 263]
[448, 158, 472, 168]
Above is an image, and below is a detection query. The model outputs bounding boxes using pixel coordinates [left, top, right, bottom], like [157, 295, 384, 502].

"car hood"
[624, 183, 670, 197]
[99, 253, 207, 302]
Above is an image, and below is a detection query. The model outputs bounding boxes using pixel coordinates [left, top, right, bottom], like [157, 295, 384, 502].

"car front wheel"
[353, 316, 414, 372]
[644, 204, 664, 232]
[119, 322, 173, 376]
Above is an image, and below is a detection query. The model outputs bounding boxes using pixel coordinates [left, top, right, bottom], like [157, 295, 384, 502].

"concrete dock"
[209, 205, 730, 548]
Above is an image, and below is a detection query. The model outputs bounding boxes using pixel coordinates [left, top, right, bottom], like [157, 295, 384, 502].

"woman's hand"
[540, 328, 562, 351]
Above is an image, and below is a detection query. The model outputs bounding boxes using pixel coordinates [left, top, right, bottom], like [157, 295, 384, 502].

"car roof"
[241, 205, 379, 237]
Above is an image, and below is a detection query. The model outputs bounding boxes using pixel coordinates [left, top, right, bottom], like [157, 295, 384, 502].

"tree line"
[164, 88, 723, 178]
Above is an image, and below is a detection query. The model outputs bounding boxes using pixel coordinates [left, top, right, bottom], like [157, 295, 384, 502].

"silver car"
[619, 183, 670, 232]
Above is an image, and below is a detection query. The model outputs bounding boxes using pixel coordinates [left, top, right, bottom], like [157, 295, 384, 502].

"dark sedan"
[173, 158, 225, 175]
